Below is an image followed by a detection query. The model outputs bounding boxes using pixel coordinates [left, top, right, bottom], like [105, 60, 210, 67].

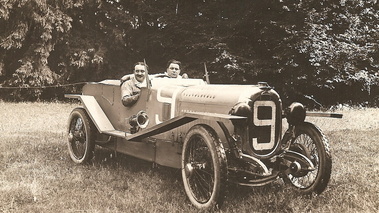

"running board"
[103, 130, 131, 138]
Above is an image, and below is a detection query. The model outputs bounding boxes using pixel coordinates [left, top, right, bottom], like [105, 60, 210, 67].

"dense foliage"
[0, 0, 378, 107]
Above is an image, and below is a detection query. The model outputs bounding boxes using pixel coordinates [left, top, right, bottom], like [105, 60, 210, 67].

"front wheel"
[285, 122, 332, 194]
[181, 125, 227, 210]
[67, 108, 95, 164]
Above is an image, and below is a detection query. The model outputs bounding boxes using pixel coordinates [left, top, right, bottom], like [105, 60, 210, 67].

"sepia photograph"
[0, 0, 378, 212]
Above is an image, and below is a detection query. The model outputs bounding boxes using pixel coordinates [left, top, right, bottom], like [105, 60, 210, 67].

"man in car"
[165, 59, 188, 79]
[121, 62, 148, 106]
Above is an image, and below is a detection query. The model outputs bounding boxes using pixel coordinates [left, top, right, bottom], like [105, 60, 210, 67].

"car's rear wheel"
[285, 122, 332, 194]
[181, 125, 227, 210]
[67, 108, 95, 164]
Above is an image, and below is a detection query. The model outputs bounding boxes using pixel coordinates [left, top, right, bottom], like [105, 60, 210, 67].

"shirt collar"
[132, 76, 147, 88]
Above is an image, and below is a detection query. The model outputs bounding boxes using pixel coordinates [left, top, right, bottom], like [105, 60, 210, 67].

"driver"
[151, 59, 188, 79]
[164, 59, 188, 79]
[120, 62, 148, 106]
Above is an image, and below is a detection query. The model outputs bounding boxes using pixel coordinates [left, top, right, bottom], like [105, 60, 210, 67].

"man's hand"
[122, 94, 140, 106]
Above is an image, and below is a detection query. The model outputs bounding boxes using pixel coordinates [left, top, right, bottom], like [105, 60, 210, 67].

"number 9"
[252, 100, 276, 150]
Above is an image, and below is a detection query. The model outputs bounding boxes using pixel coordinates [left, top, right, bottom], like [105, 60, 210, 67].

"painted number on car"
[252, 100, 276, 150]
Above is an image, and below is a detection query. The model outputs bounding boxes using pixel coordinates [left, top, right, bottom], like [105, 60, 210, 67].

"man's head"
[134, 62, 148, 83]
[166, 59, 181, 78]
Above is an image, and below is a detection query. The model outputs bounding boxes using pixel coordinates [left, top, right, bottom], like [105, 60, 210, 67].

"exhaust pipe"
[129, 111, 149, 131]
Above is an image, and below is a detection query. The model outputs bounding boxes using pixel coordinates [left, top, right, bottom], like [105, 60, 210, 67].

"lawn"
[0, 102, 378, 212]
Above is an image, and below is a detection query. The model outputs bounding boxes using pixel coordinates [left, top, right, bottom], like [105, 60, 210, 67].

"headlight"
[286, 102, 306, 125]
[230, 102, 252, 126]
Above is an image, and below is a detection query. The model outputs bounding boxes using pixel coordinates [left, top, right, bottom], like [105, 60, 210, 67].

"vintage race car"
[65, 77, 342, 210]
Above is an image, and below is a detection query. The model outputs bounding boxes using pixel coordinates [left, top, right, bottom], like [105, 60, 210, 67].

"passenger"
[120, 62, 148, 106]
[161, 59, 188, 79]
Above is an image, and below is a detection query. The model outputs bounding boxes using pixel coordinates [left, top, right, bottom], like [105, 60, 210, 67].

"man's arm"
[120, 74, 133, 86]
[122, 93, 140, 106]
[121, 80, 140, 106]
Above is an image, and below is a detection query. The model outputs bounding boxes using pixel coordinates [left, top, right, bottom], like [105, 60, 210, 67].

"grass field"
[0, 102, 378, 212]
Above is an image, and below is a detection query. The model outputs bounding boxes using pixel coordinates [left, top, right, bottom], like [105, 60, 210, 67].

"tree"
[1, 0, 378, 106]
[0, 0, 75, 99]
[296, 0, 379, 105]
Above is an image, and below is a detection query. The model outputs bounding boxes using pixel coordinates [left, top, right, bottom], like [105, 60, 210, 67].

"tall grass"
[0, 102, 378, 212]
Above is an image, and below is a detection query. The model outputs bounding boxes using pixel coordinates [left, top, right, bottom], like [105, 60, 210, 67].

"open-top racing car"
[65, 77, 342, 210]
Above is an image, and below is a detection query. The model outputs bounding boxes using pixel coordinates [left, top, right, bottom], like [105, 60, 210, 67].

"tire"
[285, 122, 332, 194]
[181, 125, 227, 210]
[67, 108, 96, 164]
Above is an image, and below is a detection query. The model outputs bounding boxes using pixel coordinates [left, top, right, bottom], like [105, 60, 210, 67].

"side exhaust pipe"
[129, 111, 149, 133]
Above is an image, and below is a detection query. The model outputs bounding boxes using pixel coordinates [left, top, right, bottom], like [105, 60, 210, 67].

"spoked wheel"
[67, 108, 95, 164]
[181, 125, 227, 210]
[285, 122, 332, 194]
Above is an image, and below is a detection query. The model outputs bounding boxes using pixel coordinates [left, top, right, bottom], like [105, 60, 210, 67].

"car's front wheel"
[284, 122, 332, 194]
[181, 125, 227, 210]
[67, 108, 95, 164]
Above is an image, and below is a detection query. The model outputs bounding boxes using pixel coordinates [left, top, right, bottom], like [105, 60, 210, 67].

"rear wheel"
[285, 122, 332, 194]
[181, 125, 227, 210]
[67, 108, 95, 164]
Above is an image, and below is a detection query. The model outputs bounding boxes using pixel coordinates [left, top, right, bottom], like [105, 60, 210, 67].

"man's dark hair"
[166, 59, 181, 69]
[134, 61, 148, 70]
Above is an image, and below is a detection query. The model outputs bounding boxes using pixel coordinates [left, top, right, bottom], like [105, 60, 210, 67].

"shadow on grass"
[86, 146, 313, 212]
[90, 146, 181, 178]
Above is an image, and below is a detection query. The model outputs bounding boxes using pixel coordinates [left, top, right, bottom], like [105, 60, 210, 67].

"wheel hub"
[68, 132, 74, 143]
[185, 162, 207, 178]
[185, 163, 194, 177]
[290, 161, 301, 174]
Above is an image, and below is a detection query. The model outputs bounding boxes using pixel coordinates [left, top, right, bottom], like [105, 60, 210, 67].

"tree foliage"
[0, 0, 75, 99]
[0, 0, 378, 106]
[296, 0, 379, 106]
